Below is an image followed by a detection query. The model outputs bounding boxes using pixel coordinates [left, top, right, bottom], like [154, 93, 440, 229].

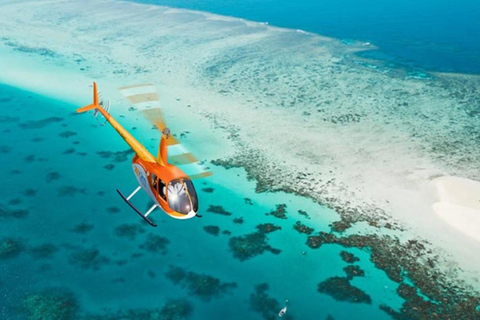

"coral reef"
[229, 230, 281, 261]
[203, 225, 220, 236]
[293, 221, 314, 235]
[340, 251, 360, 264]
[21, 288, 79, 320]
[343, 265, 365, 280]
[96, 149, 134, 162]
[317, 276, 371, 304]
[165, 265, 236, 301]
[266, 204, 287, 219]
[249, 283, 294, 320]
[0, 237, 24, 259]
[68, 248, 110, 270]
[114, 223, 145, 240]
[206, 205, 233, 216]
[140, 234, 170, 254]
[72, 222, 94, 234]
[29, 243, 58, 259]
[0, 204, 28, 219]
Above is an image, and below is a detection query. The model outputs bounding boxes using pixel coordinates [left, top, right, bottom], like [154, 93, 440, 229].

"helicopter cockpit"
[167, 178, 198, 214]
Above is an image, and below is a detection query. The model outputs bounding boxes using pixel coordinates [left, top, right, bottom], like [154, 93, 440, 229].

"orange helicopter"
[77, 82, 212, 227]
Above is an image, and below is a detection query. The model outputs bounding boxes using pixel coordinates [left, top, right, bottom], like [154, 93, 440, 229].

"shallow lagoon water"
[0, 84, 403, 319]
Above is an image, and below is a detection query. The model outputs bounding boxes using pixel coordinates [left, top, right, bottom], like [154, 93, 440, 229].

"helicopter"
[77, 82, 212, 227]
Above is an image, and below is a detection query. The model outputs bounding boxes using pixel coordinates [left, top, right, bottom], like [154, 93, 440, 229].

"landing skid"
[117, 187, 157, 227]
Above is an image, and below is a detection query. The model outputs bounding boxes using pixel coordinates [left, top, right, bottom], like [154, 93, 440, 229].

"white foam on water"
[1, 0, 480, 285]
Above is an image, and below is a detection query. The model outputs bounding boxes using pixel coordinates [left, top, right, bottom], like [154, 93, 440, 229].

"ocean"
[0, 0, 479, 319]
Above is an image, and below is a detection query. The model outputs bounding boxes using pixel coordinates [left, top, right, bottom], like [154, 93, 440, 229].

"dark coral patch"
[317, 277, 371, 304]
[293, 221, 314, 235]
[104, 164, 115, 170]
[340, 251, 360, 264]
[62, 148, 75, 155]
[114, 224, 145, 241]
[256, 223, 281, 234]
[165, 265, 237, 301]
[72, 222, 94, 234]
[18, 116, 63, 129]
[206, 205, 233, 216]
[0, 145, 10, 154]
[23, 189, 36, 197]
[201, 187, 214, 193]
[160, 299, 193, 319]
[0, 205, 28, 219]
[23, 154, 36, 162]
[203, 225, 220, 236]
[331, 220, 352, 233]
[29, 244, 58, 259]
[106, 206, 121, 214]
[21, 288, 79, 320]
[0, 237, 24, 259]
[250, 283, 293, 320]
[68, 248, 110, 270]
[140, 234, 169, 254]
[233, 217, 244, 224]
[267, 204, 287, 219]
[298, 210, 310, 219]
[58, 131, 77, 138]
[343, 265, 365, 280]
[229, 231, 281, 261]
[45, 172, 61, 183]
[244, 197, 253, 205]
[8, 198, 22, 205]
[97, 149, 134, 162]
[57, 186, 86, 197]
[165, 266, 187, 285]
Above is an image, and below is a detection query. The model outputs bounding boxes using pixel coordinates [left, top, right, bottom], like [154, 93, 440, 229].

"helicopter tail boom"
[77, 82, 100, 113]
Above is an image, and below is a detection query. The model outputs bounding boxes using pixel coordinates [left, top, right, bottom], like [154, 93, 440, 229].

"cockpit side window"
[167, 178, 198, 214]
[158, 179, 166, 201]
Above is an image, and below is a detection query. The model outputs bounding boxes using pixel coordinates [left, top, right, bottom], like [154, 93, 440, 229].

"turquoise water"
[0, 84, 403, 318]
[135, 0, 480, 74]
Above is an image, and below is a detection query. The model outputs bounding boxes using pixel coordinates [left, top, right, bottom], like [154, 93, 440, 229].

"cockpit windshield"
[167, 178, 198, 214]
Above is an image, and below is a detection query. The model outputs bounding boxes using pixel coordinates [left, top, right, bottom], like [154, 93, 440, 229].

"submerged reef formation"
[0, 204, 28, 219]
[203, 225, 220, 236]
[72, 222, 94, 234]
[293, 221, 314, 235]
[114, 223, 145, 240]
[206, 205, 233, 216]
[84, 299, 193, 320]
[317, 276, 371, 304]
[20, 288, 79, 320]
[96, 149, 134, 162]
[343, 265, 365, 280]
[266, 204, 288, 219]
[29, 243, 58, 259]
[18, 116, 63, 129]
[68, 247, 110, 271]
[340, 251, 360, 264]
[165, 265, 237, 301]
[249, 283, 294, 320]
[306, 232, 480, 318]
[0, 237, 24, 259]
[140, 234, 170, 254]
[229, 225, 281, 261]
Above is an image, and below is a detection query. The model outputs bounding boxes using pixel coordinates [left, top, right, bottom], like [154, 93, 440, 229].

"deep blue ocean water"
[135, 0, 480, 74]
